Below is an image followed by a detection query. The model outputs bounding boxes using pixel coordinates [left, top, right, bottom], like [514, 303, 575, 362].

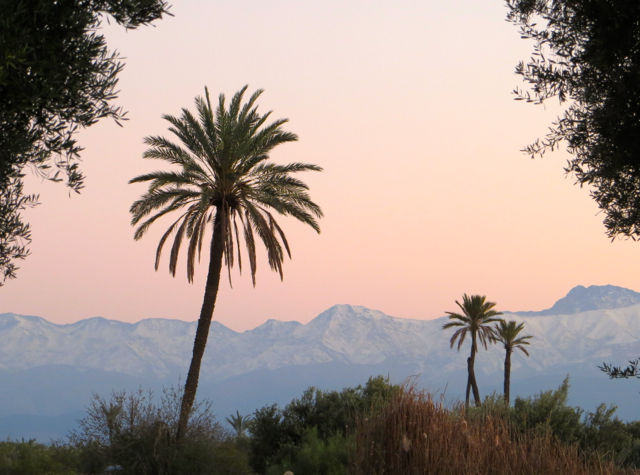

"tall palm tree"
[129, 86, 323, 441]
[443, 294, 503, 407]
[494, 320, 532, 405]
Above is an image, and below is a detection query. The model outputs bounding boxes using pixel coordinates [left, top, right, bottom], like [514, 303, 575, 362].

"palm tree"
[494, 320, 532, 405]
[443, 294, 503, 407]
[129, 86, 323, 441]
[225, 410, 253, 438]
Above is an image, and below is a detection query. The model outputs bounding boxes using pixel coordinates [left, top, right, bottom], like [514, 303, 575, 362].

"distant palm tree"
[225, 410, 253, 438]
[443, 294, 503, 407]
[129, 86, 323, 441]
[494, 320, 532, 404]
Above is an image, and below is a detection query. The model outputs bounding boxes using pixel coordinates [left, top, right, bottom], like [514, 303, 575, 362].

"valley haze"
[2, 284, 640, 441]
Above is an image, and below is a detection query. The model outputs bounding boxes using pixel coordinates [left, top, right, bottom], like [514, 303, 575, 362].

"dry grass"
[352, 385, 636, 475]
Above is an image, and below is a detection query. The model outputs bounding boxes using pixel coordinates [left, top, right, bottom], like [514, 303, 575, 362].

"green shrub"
[0, 439, 78, 475]
[249, 375, 398, 474]
[512, 376, 583, 443]
[266, 428, 350, 475]
[69, 385, 250, 475]
[478, 377, 640, 469]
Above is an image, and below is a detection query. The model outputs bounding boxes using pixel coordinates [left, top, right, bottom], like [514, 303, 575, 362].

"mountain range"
[2, 284, 640, 441]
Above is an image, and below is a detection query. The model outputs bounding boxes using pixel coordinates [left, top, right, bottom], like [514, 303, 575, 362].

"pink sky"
[3, 0, 639, 332]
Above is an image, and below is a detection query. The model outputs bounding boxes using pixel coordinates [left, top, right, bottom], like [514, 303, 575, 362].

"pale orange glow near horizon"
[2, 0, 639, 332]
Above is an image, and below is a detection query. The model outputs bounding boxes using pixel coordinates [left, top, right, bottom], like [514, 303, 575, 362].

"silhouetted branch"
[599, 358, 640, 379]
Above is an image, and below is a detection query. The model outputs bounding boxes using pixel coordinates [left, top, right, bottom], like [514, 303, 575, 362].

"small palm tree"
[494, 320, 532, 405]
[225, 411, 253, 438]
[129, 86, 323, 441]
[443, 294, 503, 407]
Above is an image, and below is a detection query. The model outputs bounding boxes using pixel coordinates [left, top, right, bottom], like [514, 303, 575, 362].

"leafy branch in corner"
[599, 358, 640, 379]
[0, 172, 38, 286]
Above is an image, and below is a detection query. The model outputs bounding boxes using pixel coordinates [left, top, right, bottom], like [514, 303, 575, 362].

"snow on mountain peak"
[513, 285, 640, 316]
[3, 289, 640, 384]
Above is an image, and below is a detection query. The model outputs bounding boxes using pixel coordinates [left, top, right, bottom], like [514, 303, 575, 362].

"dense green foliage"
[0, 440, 78, 475]
[475, 377, 640, 469]
[0, 0, 170, 284]
[265, 427, 350, 475]
[507, 0, 640, 239]
[248, 375, 399, 475]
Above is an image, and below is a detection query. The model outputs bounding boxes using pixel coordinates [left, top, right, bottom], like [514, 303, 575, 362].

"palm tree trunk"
[504, 347, 512, 405]
[465, 369, 471, 408]
[469, 331, 481, 407]
[177, 206, 227, 442]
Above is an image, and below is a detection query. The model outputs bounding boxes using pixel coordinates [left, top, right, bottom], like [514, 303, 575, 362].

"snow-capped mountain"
[3, 284, 640, 440]
[513, 284, 640, 316]
[3, 287, 640, 381]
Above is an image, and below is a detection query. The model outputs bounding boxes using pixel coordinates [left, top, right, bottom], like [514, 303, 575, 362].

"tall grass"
[352, 384, 635, 475]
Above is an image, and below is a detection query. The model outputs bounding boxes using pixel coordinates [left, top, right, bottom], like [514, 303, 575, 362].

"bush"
[265, 428, 350, 475]
[249, 375, 399, 474]
[509, 377, 640, 468]
[0, 439, 78, 475]
[69, 386, 251, 475]
[511, 376, 583, 443]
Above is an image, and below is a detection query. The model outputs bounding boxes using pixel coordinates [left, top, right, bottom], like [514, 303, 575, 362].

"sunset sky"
[3, 0, 638, 332]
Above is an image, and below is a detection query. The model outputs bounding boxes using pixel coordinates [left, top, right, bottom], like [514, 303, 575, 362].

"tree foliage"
[508, 376, 640, 467]
[0, 0, 171, 283]
[0, 439, 78, 475]
[248, 376, 399, 475]
[506, 0, 640, 239]
[512, 376, 583, 443]
[0, 174, 37, 285]
[265, 427, 350, 475]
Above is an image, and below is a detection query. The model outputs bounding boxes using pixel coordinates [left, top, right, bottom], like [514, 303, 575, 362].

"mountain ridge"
[511, 285, 640, 317]
[4, 289, 640, 381]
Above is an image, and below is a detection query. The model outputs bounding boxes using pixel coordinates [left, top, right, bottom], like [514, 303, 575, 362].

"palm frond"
[130, 85, 322, 286]
[443, 294, 503, 351]
[154, 214, 186, 271]
[449, 327, 469, 350]
[187, 212, 207, 283]
[495, 320, 533, 355]
[169, 209, 194, 276]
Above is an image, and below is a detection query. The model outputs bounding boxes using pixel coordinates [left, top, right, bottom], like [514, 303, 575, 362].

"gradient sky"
[3, 0, 638, 331]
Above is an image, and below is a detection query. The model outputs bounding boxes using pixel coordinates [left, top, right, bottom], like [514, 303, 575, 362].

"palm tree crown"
[130, 85, 323, 285]
[494, 320, 532, 356]
[443, 294, 503, 352]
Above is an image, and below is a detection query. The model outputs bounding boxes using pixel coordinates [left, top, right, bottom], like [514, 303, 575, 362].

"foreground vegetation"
[4, 376, 640, 475]
[355, 379, 640, 475]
